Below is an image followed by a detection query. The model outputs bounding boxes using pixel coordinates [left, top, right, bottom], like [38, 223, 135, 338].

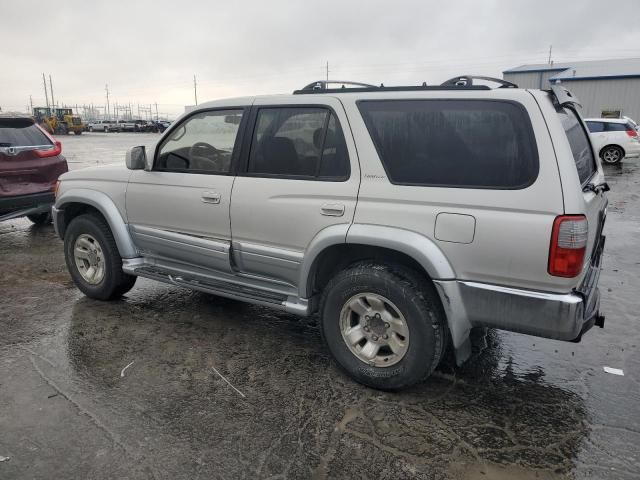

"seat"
[253, 136, 302, 175]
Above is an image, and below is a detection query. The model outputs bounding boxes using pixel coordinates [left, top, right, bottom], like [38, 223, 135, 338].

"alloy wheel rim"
[73, 234, 105, 285]
[603, 148, 620, 163]
[339, 293, 409, 367]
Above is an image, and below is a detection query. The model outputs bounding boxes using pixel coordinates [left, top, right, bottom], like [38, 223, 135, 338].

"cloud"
[1, 0, 639, 117]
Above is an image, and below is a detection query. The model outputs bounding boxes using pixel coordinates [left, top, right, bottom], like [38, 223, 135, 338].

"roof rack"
[293, 79, 492, 95]
[440, 75, 518, 88]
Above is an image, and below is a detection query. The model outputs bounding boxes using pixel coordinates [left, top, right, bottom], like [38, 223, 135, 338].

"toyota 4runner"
[53, 77, 608, 390]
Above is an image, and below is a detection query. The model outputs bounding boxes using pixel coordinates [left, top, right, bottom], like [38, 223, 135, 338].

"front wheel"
[64, 214, 137, 300]
[320, 263, 446, 391]
[601, 146, 623, 165]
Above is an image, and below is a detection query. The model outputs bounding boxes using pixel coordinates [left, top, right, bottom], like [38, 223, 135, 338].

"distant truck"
[33, 107, 84, 135]
[87, 120, 119, 132]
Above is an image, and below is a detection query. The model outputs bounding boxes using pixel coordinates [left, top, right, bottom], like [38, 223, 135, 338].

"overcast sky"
[2, 0, 640, 118]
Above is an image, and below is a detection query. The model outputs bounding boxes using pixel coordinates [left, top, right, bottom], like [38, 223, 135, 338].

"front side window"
[155, 109, 243, 173]
[247, 107, 349, 180]
[358, 100, 539, 189]
[557, 107, 596, 185]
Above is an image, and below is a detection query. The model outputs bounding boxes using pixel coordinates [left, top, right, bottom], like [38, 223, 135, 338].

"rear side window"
[0, 120, 52, 147]
[358, 100, 538, 189]
[557, 107, 596, 185]
[586, 121, 605, 133]
[605, 122, 628, 132]
[247, 107, 349, 180]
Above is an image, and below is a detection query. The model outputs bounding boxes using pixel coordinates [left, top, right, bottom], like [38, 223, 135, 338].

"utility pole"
[193, 74, 198, 105]
[548, 45, 553, 65]
[154, 102, 158, 120]
[105, 84, 110, 119]
[42, 73, 50, 110]
[49, 75, 55, 109]
[326, 61, 329, 83]
[29, 95, 33, 113]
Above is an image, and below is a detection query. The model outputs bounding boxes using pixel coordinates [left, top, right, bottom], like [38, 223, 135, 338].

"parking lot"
[0, 132, 639, 479]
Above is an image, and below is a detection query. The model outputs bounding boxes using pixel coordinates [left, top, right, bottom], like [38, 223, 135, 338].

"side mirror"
[126, 146, 148, 170]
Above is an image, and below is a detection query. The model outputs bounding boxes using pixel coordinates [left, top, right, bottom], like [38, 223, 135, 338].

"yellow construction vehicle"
[32, 107, 85, 135]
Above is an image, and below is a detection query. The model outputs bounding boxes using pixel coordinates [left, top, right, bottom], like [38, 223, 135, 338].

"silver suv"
[52, 77, 608, 390]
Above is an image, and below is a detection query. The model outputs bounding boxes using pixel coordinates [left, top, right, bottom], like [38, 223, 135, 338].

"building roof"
[503, 58, 640, 81]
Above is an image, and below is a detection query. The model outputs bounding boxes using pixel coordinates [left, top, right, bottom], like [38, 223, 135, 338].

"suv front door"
[126, 108, 247, 273]
[230, 98, 360, 291]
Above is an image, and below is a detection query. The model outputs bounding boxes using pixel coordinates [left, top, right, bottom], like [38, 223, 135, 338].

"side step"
[132, 265, 288, 308]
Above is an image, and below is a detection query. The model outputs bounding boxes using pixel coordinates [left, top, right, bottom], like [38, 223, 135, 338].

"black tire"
[27, 212, 52, 225]
[320, 262, 445, 391]
[89, 126, 94, 132]
[600, 145, 624, 165]
[64, 213, 137, 300]
[75, 130, 82, 135]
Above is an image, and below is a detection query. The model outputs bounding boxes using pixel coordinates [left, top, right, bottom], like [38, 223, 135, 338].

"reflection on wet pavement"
[0, 136, 638, 479]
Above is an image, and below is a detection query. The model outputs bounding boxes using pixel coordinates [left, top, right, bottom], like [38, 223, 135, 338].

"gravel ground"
[0, 132, 638, 479]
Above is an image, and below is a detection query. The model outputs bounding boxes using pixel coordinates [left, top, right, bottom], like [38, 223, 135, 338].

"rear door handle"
[320, 203, 345, 217]
[201, 191, 221, 204]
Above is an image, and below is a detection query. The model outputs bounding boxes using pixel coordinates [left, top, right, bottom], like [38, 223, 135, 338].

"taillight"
[34, 140, 62, 158]
[548, 215, 588, 278]
[626, 129, 638, 137]
[34, 124, 62, 157]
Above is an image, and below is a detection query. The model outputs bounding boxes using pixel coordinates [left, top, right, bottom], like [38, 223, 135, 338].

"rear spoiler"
[548, 84, 582, 109]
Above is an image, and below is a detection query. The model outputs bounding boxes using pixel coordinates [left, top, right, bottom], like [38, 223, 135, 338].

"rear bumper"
[625, 141, 640, 158]
[435, 238, 605, 353]
[0, 192, 55, 221]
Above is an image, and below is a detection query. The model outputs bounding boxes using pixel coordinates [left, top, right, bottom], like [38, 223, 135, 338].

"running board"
[130, 264, 309, 315]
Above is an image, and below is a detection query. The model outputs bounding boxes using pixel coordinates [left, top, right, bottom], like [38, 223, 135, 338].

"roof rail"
[299, 80, 377, 91]
[293, 79, 491, 95]
[440, 75, 519, 88]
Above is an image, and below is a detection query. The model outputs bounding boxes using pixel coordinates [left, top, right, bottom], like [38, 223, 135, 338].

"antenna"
[193, 75, 198, 105]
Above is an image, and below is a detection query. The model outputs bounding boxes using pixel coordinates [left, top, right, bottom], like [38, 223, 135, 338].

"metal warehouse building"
[503, 58, 640, 121]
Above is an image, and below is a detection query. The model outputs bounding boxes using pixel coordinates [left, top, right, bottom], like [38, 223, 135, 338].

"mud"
[0, 134, 638, 479]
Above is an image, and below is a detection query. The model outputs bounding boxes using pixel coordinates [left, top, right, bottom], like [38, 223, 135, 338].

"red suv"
[0, 114, 68, 224]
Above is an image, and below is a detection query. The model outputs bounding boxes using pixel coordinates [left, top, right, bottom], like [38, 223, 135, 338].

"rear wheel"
[601, 145, 623, 165]
[27, 212, 52, 225]
[64, 214, 137, 300]
[320, 263, 445, 391]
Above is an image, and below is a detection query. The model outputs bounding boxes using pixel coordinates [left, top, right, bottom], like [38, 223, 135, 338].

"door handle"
[201, 191, 221, 204]
[320, 203, 345, 217]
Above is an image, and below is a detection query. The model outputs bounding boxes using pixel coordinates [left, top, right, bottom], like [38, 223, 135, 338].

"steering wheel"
[189, 142, 226, 171]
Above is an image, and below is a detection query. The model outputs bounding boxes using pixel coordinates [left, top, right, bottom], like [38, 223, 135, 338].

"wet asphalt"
[0, 132, 639, 479]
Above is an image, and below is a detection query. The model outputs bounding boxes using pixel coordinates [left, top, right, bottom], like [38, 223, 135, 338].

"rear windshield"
[0, 121, 52, 147]
[358, 100, 539, 189]
[557, 107, 596, 185]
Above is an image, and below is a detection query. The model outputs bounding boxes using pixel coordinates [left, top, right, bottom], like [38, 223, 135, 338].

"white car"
[585, 117, 640, 165]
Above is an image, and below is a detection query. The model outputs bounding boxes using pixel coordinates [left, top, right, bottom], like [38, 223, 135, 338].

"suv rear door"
[229, 96, 360, 289]
[0, 118, 66, 199]
[555, 106, 607, 276]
